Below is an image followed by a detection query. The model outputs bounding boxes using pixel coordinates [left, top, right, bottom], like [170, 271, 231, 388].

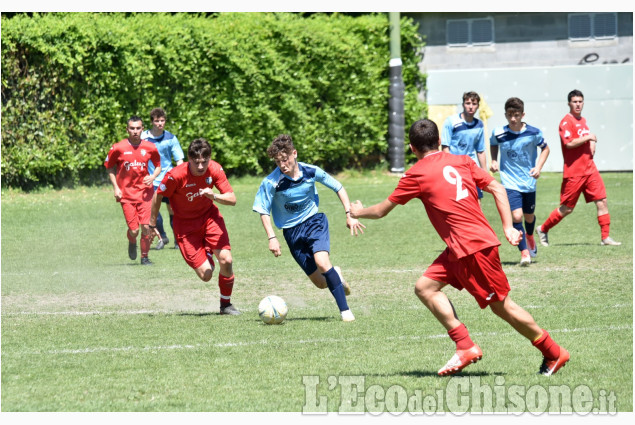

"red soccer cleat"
[538, 347, 570, 376]
[438, 344, 483, 376]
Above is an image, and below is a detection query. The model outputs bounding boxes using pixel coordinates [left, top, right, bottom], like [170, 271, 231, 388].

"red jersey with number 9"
[388, 151, 500, 260]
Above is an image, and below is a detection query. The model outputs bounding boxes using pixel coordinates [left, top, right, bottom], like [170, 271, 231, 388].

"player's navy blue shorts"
[476, 186, 483, 199]
[283, 212, 330, 276]
[505, 189, 536, 214]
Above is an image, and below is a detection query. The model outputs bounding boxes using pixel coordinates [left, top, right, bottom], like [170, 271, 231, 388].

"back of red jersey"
[157, 160, 233, 234]
[388, 151, 500, 260]
[559, 113, 597, 178]
[104, 139, 160, 203]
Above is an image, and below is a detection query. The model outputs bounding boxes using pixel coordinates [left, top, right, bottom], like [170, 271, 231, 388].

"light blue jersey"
[140, 129, 185, 186]
[490, 124, 547, 192]
[442, 113, 485, 164]
[253, 162, 343, 229]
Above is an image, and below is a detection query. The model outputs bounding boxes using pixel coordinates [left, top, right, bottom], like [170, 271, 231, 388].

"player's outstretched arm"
[259, 214, 281, 257]
[200, 188, 237, 206]
[529, 145, 550, 179]
[336, 187, 366, 236]
[350, 199, 397, 220]
[484, 180, 521, 246]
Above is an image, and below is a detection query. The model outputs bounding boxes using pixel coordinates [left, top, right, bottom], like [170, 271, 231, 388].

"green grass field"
[1, 171, 632, 413]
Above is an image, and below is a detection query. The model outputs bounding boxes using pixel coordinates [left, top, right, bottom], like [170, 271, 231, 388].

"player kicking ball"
[253, 134, 365, 322]
[350, 119, 570, 376]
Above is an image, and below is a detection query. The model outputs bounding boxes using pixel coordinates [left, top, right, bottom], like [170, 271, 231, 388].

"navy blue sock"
[156, 212, 167, 239]
[323, 267, 349, 312]
[525, 218, 536, 236]
[513, 222, 528, 251]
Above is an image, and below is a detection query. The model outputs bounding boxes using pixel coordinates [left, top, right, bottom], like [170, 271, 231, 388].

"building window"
[447, 18, 494, 46]
[569, 13, 617, 40]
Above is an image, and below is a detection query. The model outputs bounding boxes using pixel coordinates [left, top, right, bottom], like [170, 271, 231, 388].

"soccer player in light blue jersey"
[442, 91, 488, 203]
[141, 108, 185, 250]
[253, 134, 365, 322]
[490, 97, 550, 266]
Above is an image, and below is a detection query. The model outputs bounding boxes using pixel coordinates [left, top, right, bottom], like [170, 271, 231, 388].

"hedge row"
[1, 12, 426, 189]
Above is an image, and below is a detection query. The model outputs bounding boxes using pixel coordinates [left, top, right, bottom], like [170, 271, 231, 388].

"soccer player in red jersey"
[350, 119, 570, 376]
[149, 138, 240, 315]
[536, 89, 621, 246]
[105, 115, 161, 265]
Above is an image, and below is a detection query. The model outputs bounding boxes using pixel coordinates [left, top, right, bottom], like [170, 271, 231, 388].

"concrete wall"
[425, 64, 633, 172]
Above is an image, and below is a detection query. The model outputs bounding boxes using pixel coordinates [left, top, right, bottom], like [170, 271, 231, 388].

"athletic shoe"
[155, 238, 165, 250]
[128, 242, 137, 260]
[140, 257, 153, 266]
[334, 266, 351, 296]
[438, 344, 483, 376]
[536, 226, 549, 247]
[220, 304, 241, 315]
[340, 309, 355, 322]
[601, 237, 622, 246]
[526, 235, 538, 258]
[538, 347, 570, 376]
[520, 250, 531, 267]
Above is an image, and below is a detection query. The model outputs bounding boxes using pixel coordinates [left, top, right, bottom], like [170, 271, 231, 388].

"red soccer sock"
[541, 208, 564, 233]
[532, 329, 560, 360]
[598, 214, 611, 240]
[140, 233, 151, 258]
[127, 229, 137, 244]
[448, 323, 475, 350]
[218, 274, 235, 307]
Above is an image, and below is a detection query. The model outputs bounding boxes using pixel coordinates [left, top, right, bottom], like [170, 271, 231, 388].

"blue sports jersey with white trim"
[441, 113, 485, 164]
[490, 124, 547, 192]
[253, 162, 343, 229]
[140, 129, 185, 186]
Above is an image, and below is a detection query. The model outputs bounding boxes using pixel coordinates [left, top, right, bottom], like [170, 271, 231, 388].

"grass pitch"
[1, 171, 632, 412]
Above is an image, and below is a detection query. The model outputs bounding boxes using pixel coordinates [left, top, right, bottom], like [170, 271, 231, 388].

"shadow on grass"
[397, 369, 500, 378]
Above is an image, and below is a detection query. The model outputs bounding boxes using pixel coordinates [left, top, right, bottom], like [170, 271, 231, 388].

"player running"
[351, 119, 570, 376]
[253, 134, 365, 322]
[536, 89, 620, 246]
[490, 97, 550, 266]
[149, 138, 240, 315]
[105, 115, 161, 265]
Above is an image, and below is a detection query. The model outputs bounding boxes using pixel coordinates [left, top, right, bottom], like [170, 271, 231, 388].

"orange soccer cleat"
[438, 344, 483, 376]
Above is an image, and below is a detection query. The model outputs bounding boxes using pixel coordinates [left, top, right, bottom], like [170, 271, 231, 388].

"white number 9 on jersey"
[443, 165, 469, 201]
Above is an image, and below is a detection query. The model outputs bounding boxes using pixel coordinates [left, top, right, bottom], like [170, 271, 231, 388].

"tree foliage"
[1, 12, 425, 189]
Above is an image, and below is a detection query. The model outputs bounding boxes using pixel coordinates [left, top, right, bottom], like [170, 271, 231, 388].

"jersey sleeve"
[252, 179, 274, 215]
[210, 162, 233, 194]
[104, 145, 118, 169]
[441, 118, 452, 147]
[470, 159, 495, 189]
[170, 137, 185, 162]
[314, 166, 343, 192]
[388, 173, 421, 205]
[475, 125, 486, 153]
[559, 119, 574, 145]
[157, 171, 177, 198]
[150, 145, 161, 168]
[489, 128, 499, 147]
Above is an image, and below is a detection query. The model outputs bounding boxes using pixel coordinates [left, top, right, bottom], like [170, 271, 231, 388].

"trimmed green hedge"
[1, 12, 425, 189]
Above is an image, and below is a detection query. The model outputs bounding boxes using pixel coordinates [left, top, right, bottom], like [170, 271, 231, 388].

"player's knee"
[559, 205, 574, 216]
[129, 228, 140, 238]
[199, 268, 214, 282]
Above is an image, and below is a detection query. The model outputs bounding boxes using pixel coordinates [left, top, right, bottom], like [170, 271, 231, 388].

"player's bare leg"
[415, 276, 482, 376]
[490, 296, 570, 375]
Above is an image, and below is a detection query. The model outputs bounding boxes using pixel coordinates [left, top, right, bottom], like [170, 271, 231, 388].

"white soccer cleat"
[340, 309, 355, 322]
[536, 226, 549, 247]
[601, 237, 621, 246]
[520, 250, 531, 267]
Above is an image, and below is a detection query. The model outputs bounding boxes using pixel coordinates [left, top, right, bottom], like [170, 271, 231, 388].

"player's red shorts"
[423, 246, 510, 309]
[560, 171, 607, 208]
[121, 202, 151, 231]
[176, 215, 231, 269]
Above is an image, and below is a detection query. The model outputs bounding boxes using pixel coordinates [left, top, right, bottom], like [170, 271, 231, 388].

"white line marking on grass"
[9, 324, 631, 357]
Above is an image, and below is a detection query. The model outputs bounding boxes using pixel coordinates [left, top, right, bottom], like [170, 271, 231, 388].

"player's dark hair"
[408, 119, 439, 154]
[462, 91, 481, 104]
[127, 115, 143, 125]
[568, 89, 584, 102]
[150, 107, 167, 121]
[504, 97, 524, 113]
[267, 134, 295, 158]
[188, 138, 212, 159]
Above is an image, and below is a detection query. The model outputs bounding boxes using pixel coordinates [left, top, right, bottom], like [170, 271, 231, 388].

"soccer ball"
[258, 295, 288, 325]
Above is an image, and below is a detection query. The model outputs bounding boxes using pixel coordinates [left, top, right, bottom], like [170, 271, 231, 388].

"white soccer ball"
[258, 295, 288, 325]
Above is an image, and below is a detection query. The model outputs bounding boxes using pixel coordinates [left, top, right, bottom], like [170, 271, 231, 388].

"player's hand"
[590, 140, 596, 157]
[346, 216, 366, 236]
[142, 175, 154, 186]
[504, 227, 522, 246]
[269, 237, 282, 257]
[199, 187, 214, 198]
[489, 161, 499, 173]
[113, 187, 123, 202]
[529, 167, 541, 179]
[349, 200, 363, 219]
